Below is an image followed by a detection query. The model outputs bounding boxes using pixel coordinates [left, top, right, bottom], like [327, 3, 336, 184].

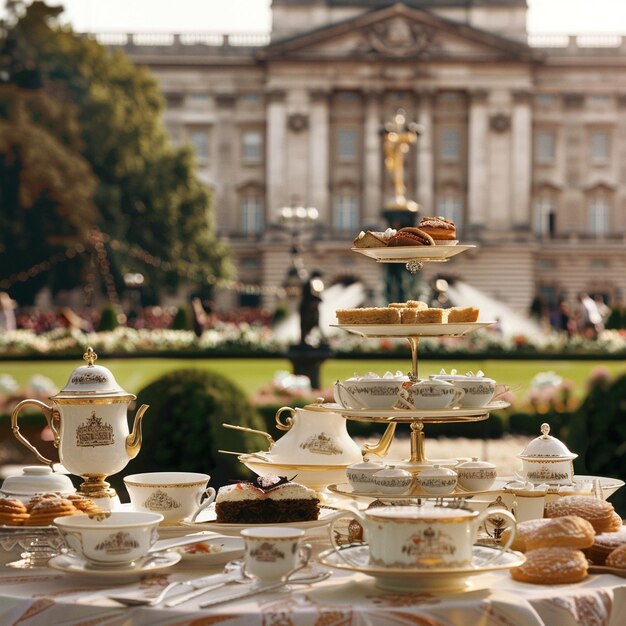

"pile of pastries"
[506, 495, 625, 584]
[353, 216, 457, 248]
[0, 493, 104, 527]
[337, 300, 479, 325]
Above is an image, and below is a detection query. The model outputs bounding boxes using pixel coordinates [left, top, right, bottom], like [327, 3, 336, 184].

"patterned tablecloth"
[0, 556, 625, 626]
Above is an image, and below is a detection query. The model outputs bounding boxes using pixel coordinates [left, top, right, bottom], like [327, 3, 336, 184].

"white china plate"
[318, 544, 524, 592]
[331, 322, 494, 338]
[117, 503, 215, 539]
[498, 475, 624, 500]
[174, 536, 245, 567]
[351, 245, 475, 262]
[181, 504, 339, 537]
[48, 551, 181, 581]
[327, 482, 500, 500]
[315, 401, 509, 420]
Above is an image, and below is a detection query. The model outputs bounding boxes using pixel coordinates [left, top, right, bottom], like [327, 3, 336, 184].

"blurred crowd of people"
[543, 293, 613, 338]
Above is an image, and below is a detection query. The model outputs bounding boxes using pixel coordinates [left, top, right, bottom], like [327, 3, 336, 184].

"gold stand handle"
[222, 423, 275, 449]
[10, 399, 59, 467]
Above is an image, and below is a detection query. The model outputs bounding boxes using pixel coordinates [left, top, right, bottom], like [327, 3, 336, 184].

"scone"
[447, 306, 480, 323]
[388, 227, 435, 247]
[587, 527, 626, 565]
[353, 231, 388, 248]
[406, 300, 428, 310]
[336, 307, 401, 325]
[417, 216, 457, 244]
[544, 496, 616, 534]
[0, 498, 29, 526]
[606, 543, 626, 569]
[525, 515, 595, 551]
[502, 518, 552, 552]
[511, 547, 588, 584]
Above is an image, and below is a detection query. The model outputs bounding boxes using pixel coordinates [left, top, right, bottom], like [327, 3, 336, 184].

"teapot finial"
[83, 347, 98, 366]
[540, 423, 551, 438]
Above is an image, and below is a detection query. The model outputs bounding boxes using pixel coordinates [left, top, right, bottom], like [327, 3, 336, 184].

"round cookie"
[544, 495, 615, 533]
[511, 547, 588, 584]
[606, 544, 626, 569]
[587, 527, 626, 565]
[525, 515, 595, 551]
[0, 497, 29, 526]
[24, 497, 79, 527]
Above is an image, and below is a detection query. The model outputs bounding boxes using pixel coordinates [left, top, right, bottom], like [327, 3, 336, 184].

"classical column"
[266, 90, 287, 217]
[416, 90, 434, 213]
[363, 91, 383, 223]
[467, 90, 489, 231]
[215, 93, 237, 232]
[308, 89, 330, 222]
[511, 91, 532, 228]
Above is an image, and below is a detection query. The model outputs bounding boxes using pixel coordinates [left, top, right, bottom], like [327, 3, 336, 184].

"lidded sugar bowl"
[10, 347, 148, 505]
[518, 423, 577, 486]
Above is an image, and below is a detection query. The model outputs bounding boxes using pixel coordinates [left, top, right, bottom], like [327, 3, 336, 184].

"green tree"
[0, 1, 230, 304]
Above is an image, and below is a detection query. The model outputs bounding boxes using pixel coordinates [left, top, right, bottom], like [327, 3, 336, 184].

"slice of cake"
[215, 475, 320, 524]
[336, 307, 401, 324]
[413, 308, 448, 324]
[447, 306, 479, 323]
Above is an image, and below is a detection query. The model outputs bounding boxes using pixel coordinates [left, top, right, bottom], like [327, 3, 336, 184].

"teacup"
[372, 466, 413, 495]
[452, 376, 496, 408]
[124, 472, 216, 524]
[334, 378, 406, 410]
[329, 504, 516, 569]
[241, 527, 312, 582]
[456, 458, 497, 492]
[414, 465, 458, 495]
[54, 511, 163, 566]
[397, 379, 465, 411]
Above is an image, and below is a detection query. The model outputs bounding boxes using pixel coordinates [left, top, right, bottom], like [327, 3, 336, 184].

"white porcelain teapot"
[269, 405, 362, 465]
[11, 347, 148, 503]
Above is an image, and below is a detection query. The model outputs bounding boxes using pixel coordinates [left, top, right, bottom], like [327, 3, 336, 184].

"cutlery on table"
[108, 570, 242, 607]
[588, 565, 626, 578]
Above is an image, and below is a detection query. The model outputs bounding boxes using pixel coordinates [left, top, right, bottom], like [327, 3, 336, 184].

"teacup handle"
[190, 487, 216, 522]
[472, 508, 517, 565]
[334, 382, 365, 410]
[11, 399, 60, 467]
[328, 510, 367, 568]
[396, 389, 416, 410]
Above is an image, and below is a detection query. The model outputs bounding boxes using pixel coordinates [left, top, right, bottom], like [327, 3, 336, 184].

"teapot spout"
[126, 404, 149, 459]
[360, 422, 397, 458]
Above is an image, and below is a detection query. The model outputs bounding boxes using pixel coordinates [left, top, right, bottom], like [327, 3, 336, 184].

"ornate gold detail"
[95, 531, 139, 555]
[70, 372, 108, 385]
[398, 526, 457, 566]
[367, 18, 439, 57]
[75, 411, 115, 447]
[83, 346, 98, 366]
[143, 489, 182, 511]
[249, 542, 285, 563]
[300, 432, 342, 456]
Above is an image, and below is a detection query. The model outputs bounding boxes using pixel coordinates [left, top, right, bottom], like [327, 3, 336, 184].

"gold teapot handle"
[10, 399, 60, 467]
[275, 406, 295, 432]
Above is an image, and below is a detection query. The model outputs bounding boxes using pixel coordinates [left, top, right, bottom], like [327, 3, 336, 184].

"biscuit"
[24, 497, 79, 527]
[502, 518, 551, 552]
[606, 512, 623, 533]
[587, 527, 626, 565]
[417, 216, 457, 241]
[353, 231, 388, 248]
[413, 308, 448, 324]
[388, 227, 435, 247]
[606, 544, 626, 569]
[336, 308, 401, 325]
[0, 498, 29, 526]
[544, 496, 615, 533]
[510, 547, 588, 584]
[447, 306, 480, 323]
[406, 301, 428, 310]
[525, 515, 595, 551]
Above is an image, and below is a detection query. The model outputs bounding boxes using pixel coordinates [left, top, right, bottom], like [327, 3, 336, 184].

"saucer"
[181, 504, 339, 537]
[318, 544, 525, 592]
[48, 551, 181, 582]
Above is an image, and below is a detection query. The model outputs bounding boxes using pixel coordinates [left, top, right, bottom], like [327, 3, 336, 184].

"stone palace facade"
[106, 0, 626, 314]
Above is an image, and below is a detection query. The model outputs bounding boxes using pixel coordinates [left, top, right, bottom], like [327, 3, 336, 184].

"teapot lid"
[518, 423, 577, 461]
[53, 347, 134, 400]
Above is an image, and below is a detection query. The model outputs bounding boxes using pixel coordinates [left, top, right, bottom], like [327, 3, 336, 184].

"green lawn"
[2, 357, 625, 403]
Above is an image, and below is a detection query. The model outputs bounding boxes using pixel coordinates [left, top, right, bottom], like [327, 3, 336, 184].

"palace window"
[334, 195, 359, 232]
[533, 197, 556, 237]
[240, 196, 264, 234]
[590, 130, 610, 163]
[337, 128, 358, 162]
[241, 131, 263, 164]
[588, 197, 610, 236]
[188, 93, 210, 108]
[535, 130, 556, 164]
[189, 128, 210, 161]
[440, 128, 461, 163]
[435, 196, 463, 229]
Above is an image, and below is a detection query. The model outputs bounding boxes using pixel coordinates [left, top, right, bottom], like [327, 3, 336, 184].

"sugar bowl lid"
[518, 423, 577, 460]
[53, 347, 133, 399]
[418, 464, 457, 477]
[1, 466, 75, 496]
[456, 457, 496, 469]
